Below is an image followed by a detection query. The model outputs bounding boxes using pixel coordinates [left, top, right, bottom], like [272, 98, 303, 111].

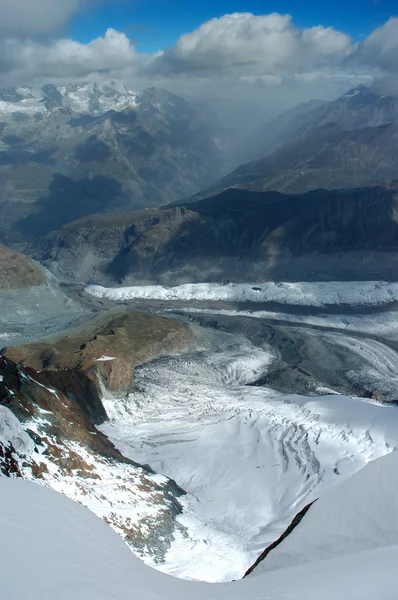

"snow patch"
[0, 406, 35, 455]
[252, 451, 398, 574]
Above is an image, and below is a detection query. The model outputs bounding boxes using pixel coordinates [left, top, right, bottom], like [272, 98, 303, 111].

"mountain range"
[190, 85, 398, 200]
[242, 84, 398, 161]
[2, 76, 398, 596]
[0, 82, 226, 242]
[1, 82, 398, 249]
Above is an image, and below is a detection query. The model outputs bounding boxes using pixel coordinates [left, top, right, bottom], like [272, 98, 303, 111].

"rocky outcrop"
[0, 244, 45, 289]
[0, 348, 189, 562]
[31, 206, 204, 283]
[2, 307, 193, 424]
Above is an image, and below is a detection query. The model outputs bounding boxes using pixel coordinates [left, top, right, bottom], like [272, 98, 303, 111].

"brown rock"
[0, 244, 45, 289]
[3, 307, 193, 424]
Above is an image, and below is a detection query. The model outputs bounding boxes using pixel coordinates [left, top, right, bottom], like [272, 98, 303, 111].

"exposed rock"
[0, 352, 189, 563]
[361, 389, 384, 403]
[0, 244, 45, 289]
[31, 182, 398, 283]
[0, 441, 23, 477]
[2, 307, 193, 424]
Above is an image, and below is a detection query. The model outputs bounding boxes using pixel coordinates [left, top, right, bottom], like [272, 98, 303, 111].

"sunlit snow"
[86, 280, 398, 307]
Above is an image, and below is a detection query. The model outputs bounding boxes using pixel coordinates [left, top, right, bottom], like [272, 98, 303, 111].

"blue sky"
[69, 0, 397, 51]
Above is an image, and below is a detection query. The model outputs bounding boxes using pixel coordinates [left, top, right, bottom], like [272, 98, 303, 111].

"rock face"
[0, 244, 45, 289]
[31, 183, 398, 283]
[0, 354, 188, 563]
[3, 307, 193, 423]
[0, 82, 225, 242]
[0, 306, 193, 562]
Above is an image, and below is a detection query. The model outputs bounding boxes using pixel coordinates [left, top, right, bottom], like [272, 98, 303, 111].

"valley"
[79, 281, 398, 579]
[1, 72, 398, 598]
[3, 270, 397, 582]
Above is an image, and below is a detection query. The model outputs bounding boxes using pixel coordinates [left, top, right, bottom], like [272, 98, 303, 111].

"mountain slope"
[191, 121, 398, 199]
[1, 454, 398, 599]
[0, 305, 193, 563]
[240, 98, 328, 162]
[187, 85, 398, 200]
[241, 84, 398, 162]
[0, 244, 45, 289]
[31, 183, 398, 283]
[0, 83, 225, 241]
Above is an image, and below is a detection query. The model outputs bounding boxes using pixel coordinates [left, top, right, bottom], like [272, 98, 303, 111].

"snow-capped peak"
[0, 81, 141, 118]
[341, 84, 370, 99]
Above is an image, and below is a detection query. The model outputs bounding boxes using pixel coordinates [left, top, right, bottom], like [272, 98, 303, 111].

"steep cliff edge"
[31, 183, 398, 283]
[2, 307, 193, 424]
[0, 307, 194, 563]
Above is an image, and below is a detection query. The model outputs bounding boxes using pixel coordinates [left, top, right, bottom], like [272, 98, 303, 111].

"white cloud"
[0, 29, 146, 83]
[0, 12, 397, 110]
[0, 0, 83, 36]
[352, 18, 398, 75]
[150, 13, 354, 77]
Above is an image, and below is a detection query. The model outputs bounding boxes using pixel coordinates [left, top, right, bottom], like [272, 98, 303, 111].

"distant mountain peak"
[0, 80, 141, 117]
[342, 84, 371, 98]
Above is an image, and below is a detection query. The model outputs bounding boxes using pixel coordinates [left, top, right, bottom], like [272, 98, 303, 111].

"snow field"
[2, 471, 398, 600]
[100, 327, 398, 581]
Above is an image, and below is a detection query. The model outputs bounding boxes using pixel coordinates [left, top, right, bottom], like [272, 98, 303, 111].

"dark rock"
[31, 182, 398, 284]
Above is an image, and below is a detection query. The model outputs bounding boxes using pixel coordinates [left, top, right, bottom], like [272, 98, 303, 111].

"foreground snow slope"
[2, 470, 398, 600]
[86, 280, 398, 307]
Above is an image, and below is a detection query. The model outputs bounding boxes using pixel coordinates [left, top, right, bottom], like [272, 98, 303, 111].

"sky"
[69, 1, 398, 52]
[0, 0, 397, 109]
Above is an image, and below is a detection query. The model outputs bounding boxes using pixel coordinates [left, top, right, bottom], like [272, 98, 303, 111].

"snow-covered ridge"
[85, 280, 398, 307]
[0, 81, 140, 117]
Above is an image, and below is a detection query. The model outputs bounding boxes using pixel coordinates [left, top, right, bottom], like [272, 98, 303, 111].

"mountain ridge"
[191, 121, 398, 199]
[0, 82, 226, 242]
[29, 182, 398, 284]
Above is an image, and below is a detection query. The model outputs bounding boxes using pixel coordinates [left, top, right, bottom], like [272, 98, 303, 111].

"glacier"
[86, 280, 398, 307]
[99, 323, 398, 581]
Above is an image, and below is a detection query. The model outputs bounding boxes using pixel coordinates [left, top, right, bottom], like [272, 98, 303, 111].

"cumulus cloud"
[0, 0, 84, 36]
[150, 13, 354, 77]
[352, 18, 398, 75]
[0, 29, 146, 84]
[0, 11, 397, 109]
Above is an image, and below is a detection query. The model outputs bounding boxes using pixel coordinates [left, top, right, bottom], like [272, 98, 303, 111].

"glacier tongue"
[100, 325, 398, 582]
